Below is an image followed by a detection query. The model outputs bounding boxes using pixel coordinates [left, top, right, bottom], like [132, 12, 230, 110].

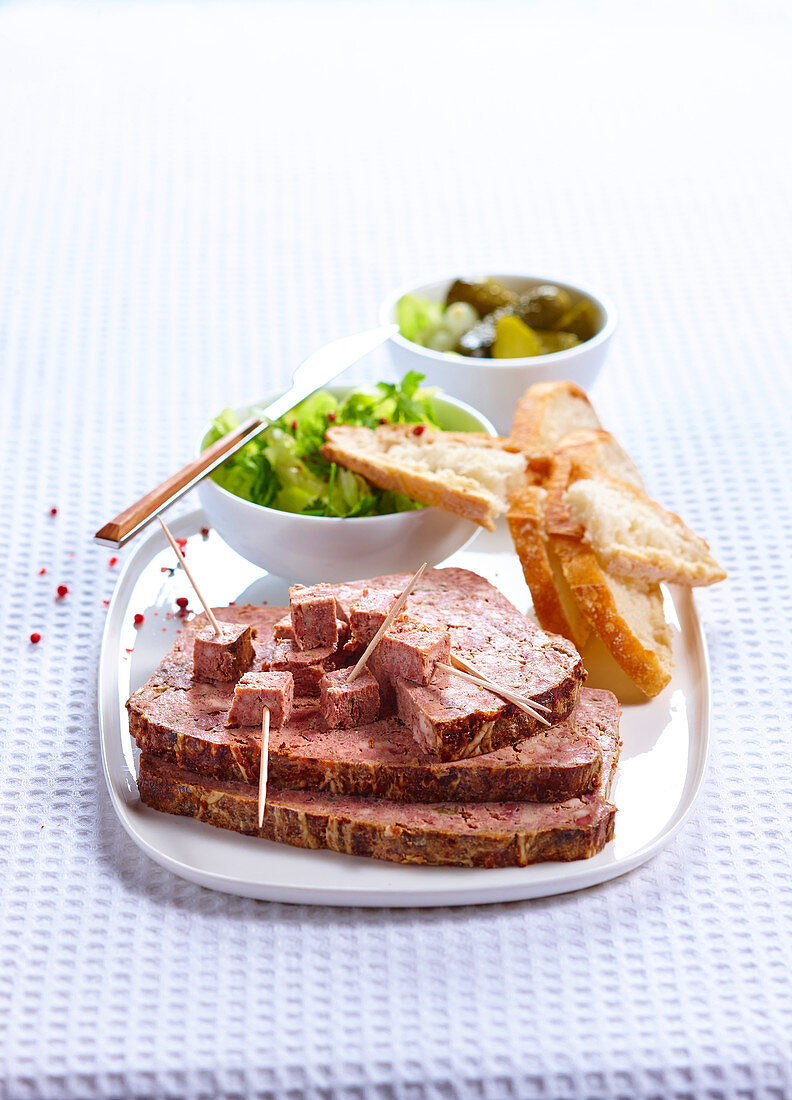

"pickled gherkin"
[515, 285, 573, 331]
[536, 330, 581, 353]
[554, 299, 599, 341]
[446, 278, 518, 318]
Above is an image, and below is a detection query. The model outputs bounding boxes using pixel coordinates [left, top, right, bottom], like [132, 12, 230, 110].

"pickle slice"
[492, 315, 542, 358]
[554, 300, 599, 341]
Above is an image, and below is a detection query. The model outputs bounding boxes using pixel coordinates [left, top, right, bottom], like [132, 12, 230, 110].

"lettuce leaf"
[206, 373, 447, 516]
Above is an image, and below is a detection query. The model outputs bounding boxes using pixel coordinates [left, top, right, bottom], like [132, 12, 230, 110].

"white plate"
[99, 510, 710, 908]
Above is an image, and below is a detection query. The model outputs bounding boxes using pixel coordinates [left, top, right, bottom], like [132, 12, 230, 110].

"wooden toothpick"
[450, 653, 552, 715]
[347, 562, 428, 683]
[258, 706, 270, 829]
[435, 662, 551, 727]
[159, 517, 222, 635]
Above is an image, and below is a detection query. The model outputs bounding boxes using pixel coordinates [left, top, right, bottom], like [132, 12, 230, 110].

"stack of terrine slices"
[128, 568, 621, 868]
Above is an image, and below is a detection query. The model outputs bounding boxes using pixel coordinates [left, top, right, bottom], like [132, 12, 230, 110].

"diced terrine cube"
[273, 614, 295, 642]
[193, 622, 254, 684]
[376, 615, 451, 686]
[289, 584, 339, 650]
[267, 638, 338, 697]
[226, 670, 294, 729]
[275, 613, 349, 647]
[348, 588, 401, 647]
[367, 647, 398, 713]
[319, 667, 380, 729]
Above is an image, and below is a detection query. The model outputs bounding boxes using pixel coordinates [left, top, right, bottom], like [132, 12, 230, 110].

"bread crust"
[507, 485, 590, 648]
[551, 534, 673, 698]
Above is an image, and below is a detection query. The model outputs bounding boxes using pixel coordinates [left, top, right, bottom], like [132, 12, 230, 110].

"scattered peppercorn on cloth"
[1, 1, 791, 1098]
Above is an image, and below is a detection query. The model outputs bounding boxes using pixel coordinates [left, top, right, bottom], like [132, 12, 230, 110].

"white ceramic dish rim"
[379, 271, 618, 368]
[98, 510, 711, 908]
[195, 388, 497, 525]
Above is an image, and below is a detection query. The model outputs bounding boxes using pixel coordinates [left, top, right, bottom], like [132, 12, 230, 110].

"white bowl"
[197, 387, 495, 583]
[380, 273, 617, 435]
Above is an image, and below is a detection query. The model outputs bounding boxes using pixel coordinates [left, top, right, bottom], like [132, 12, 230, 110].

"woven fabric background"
[1, 2, 791, 1097]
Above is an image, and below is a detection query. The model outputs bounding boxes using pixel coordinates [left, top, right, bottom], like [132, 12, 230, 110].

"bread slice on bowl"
[321, 425, 526, 531]
[565, 477, 727, 587]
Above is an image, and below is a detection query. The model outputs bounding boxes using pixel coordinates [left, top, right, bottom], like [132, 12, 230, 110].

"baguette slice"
[507, 485, 590, 648]
[321, 425, 526, 531]
[552, 534, 674, 698]
[566, 477, 727, 587]
[554, 428, 644, 489]
[509, 381, 602, 472]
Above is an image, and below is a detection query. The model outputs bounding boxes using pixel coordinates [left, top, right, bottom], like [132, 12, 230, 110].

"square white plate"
[99, 511, 710, 907]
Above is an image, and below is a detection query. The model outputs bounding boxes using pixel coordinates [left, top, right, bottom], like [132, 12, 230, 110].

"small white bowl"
[380, 273, 617, 435]
[197, 387, 495, 583]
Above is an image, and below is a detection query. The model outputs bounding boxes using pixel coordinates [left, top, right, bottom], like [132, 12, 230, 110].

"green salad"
[205, 372, 443, 518]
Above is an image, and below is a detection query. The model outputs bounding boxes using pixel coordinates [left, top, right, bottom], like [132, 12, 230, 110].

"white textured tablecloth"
[1, 2, 791, 1097]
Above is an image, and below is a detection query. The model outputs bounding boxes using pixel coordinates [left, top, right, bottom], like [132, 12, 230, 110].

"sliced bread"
[509, 381, 602, 471]
[551, 534, 674, 698]
[321, 425, 526, 531]
[565, 477, 727, 587]
[506, 485, 590, 649]
[554, 428, 644, 489]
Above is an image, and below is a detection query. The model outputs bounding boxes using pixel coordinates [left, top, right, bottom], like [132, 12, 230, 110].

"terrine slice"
[128, 566, 585, 765]
[137, 721, 618, 868]
[129, 621, 618, 801]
